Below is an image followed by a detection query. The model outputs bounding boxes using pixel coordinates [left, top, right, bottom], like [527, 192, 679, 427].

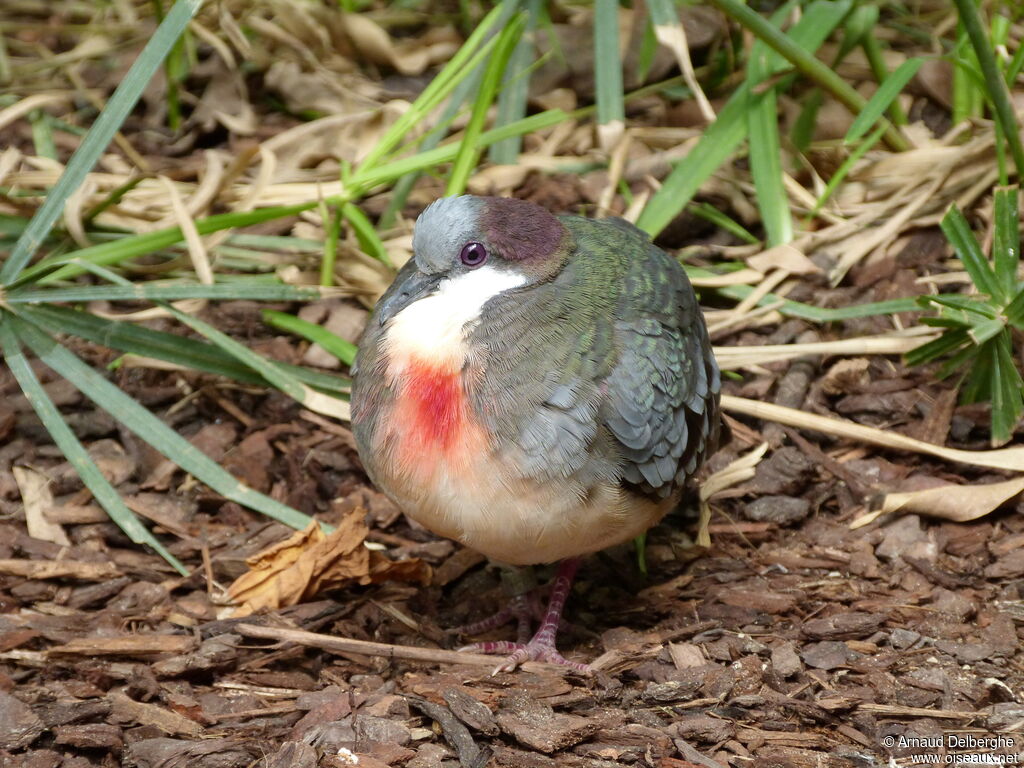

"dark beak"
[376, 269, 443, 326]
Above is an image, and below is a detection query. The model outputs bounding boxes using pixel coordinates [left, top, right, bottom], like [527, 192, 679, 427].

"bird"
[350, 195, 723, 673]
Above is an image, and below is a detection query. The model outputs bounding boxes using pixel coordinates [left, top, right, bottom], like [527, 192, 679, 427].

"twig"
[235, 623, 576, 675]
[857, 703, 982, 720]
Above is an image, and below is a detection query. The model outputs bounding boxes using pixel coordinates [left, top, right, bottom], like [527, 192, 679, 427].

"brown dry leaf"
[747, 244, 821, 275]
[339, 13, 457, 76]
[850, 476, 1024, 528]
[13, 466, 69, 546]
[368, 553, 431, 585]
[190, 68, 256, 135]
[228, 507, 429, 616]
[915, 58, 953, 109]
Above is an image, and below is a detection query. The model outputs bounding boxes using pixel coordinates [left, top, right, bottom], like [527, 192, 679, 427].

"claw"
[455, 559, 591, 674]
[457, 639, 592, 675]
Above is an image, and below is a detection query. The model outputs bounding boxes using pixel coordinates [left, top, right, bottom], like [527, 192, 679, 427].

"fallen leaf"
[13, 466, 68, 546]
[228, 506, 430, 616]
[747, 244, 821, 275]
[850, 476, 1024, 528]
[338, 13, 458, 76]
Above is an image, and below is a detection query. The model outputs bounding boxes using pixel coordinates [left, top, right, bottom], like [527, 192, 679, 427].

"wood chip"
[108, 692, 204, 737]
[0, 560, 121, 581]
[49, 635, 196, 657]
[857, 703, 981, 719]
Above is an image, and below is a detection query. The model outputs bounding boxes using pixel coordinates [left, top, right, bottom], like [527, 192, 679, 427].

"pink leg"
[458, 559, 591, 674]
[456, 592, 536, 643]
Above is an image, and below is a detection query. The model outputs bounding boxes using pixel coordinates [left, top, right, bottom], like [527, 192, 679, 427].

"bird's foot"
[458, 637, 592, 675]
[456, 559, 590, 675]
[453, 592, 543, 644]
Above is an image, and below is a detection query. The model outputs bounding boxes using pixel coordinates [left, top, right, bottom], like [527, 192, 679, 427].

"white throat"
[383, 265, 527, 370]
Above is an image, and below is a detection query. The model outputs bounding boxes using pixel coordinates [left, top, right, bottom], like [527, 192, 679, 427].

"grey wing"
[603, 245, 721, 498]
[474, 267, 622, 489]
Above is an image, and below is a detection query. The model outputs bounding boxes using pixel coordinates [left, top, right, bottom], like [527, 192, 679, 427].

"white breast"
[382, 265, 527, 373]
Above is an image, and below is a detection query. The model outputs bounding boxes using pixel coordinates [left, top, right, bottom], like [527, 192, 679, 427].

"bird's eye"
[459, 241, 488, 268]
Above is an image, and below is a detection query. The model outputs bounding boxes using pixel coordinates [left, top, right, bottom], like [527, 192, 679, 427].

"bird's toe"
[457, 638, 592, 675]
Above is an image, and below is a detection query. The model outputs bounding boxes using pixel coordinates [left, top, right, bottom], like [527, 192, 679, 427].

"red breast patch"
[395, 358, 468, 459]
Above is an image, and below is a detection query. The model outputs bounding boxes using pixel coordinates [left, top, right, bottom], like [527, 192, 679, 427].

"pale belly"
[375, 430, 672, 565]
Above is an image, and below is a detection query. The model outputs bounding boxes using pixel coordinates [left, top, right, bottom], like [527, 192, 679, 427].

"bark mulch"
[1, 308, 1023, 767]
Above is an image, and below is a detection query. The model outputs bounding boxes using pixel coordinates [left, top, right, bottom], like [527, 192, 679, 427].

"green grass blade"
[6, 282, 324, 304]
[811, 124, 887, 217]
[1005, 38, 1024, 85]
[637, 93, 748, 237]
[320, 203, 342, 287]
[791, 89, 823, 153]
[940, 204, 1003, 301]
[905, 327, 970, 367]
[746, 38, 791, 246]
[359, 110, 568, 191]
[342, 202, 392, 268]
[379, 73, 483, 229]
[961, 339, 994, 404]
[705, 0, 910, 152]
[951, 24, 985, 125]
[21, 305, 349, 393]
[161, 307, 306, 402]
[29, 110, 58, 161]
[844, 57, 923, 144]
[691, 269, 922, 320]
[357, 5, 505, 174]
[0, 0, 203, 284]
[838, 4, 877, 61]
[952, 0, 1024, 176]
[381, 2, 526, 227]
[990, 332, 1024, 445]
[490, 0, 541, 165]
[594, 0, 625, 148]
[262, 310, 357, 366]
[861, 34, 910, 126]
[936, 340, 979, 380]
[1005, 287, 1024, 330]
[447, 14, 526, 194]
[638, 1, 849, 237]
[968, 317, 1007, 345]
[992, 185, 1020, 300]
[689, 202, 759, 244]
[15, 203, 314, 287]
[920, 293, 998, 317]
[9, 314, 317, 532]
[0, 315, 188, 575]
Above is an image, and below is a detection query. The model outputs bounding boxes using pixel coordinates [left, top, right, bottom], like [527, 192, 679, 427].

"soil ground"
[1, 283, 1023, 767]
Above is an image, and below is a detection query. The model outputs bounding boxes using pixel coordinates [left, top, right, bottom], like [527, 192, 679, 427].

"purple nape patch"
[480, 197, 565, 262]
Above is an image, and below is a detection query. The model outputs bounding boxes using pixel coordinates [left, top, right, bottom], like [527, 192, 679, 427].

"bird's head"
[376, 195, 573, 326]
